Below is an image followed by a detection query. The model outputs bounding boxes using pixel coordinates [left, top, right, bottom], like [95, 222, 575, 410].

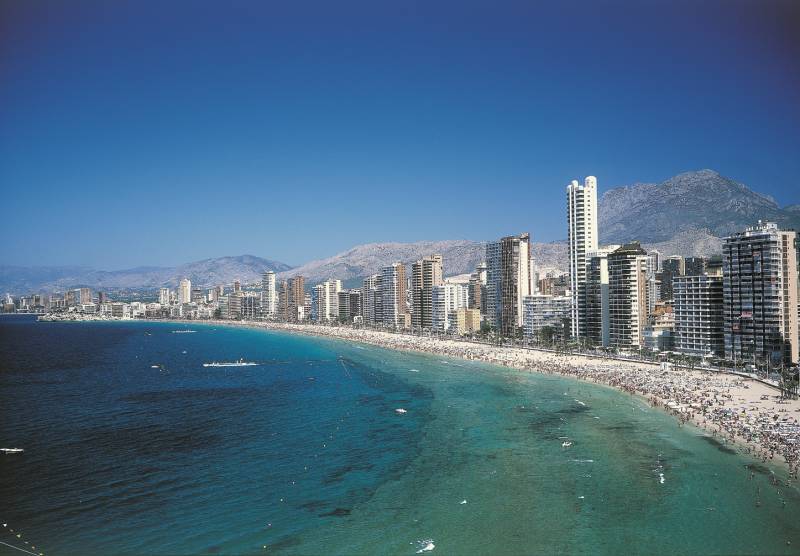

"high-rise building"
[287, 276, 305, 322]
[431, 283, 468, 333]
[468, 262, 487, 313]
[362, 274, 383, 325]
[381, 263, 407, 328]
[584, 245, 620, 347]
[278, 280, 289, 320]
[567, 176, 599, 340]
[411, 255, 444, 329]
[178, 278, 192, 304]
[78, 288, 92, 304]
[658, 256, 684, 301]
[313, 279, 342, 322]
[723, 221, 799, 365]
[261, 271, 277, 316]
[233, 280, 241, 293]
[674, 273, 724, 356]
[158, 287, 171, 306]
[485, 233, 532, 336]
[608, 242, 650, 349]
[338, 289, 363, 322]
[191, 288, 204, 303]
[240, 293, 259, 319]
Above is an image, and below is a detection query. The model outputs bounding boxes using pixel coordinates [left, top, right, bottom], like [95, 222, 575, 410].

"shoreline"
[174, 318, 800, 477]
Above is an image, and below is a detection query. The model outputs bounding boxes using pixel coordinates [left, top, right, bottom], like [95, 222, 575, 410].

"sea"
[2, 314, 800, 555]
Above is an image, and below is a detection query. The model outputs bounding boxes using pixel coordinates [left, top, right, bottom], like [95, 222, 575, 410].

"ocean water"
[1, 315, 800, 555]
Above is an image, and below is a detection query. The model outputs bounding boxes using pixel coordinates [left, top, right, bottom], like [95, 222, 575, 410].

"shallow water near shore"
[2, 315, 800, 555]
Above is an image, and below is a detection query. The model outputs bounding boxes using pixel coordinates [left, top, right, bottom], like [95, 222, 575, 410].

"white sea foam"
[415, 540, 435, 553]
[409, 369, 420, 373]
[659, 473, 665, 484]
[571, 459, 595, 463]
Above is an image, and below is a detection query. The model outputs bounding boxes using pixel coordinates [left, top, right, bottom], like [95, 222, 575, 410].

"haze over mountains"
[3, 170, 798, 294]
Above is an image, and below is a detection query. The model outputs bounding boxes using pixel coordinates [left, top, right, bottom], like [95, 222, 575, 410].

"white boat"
[172, 330, 197, 334]
[562, 441, 573, 448]
[395, 408, 408, 414]
[1, 448, 24, 454]
[203, 358, 259, 367]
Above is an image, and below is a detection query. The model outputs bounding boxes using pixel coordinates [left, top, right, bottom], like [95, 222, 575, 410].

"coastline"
[173, 318, 800, 477]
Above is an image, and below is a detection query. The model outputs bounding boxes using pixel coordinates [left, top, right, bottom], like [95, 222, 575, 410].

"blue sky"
[2, 0, 799, 269]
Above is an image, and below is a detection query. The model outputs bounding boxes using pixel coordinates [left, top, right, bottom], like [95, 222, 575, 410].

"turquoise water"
[1, 315, 799, 555]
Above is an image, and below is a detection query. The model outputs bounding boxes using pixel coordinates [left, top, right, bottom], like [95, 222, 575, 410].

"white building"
[313, 279, 342, 321]
[178, 278, 192, 304]
[261, 271, 277, 316]
[362, 274, 382, 325]
[381, 263, 407, 327]
[567, 176, 598, 340]
[431, 283, 469, 333]
[522, 294, 572, 340]
[159, 287, 171, 306]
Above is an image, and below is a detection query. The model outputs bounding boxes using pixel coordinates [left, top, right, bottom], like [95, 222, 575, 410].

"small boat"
[203, 358, 259, 367]
[395, 408, 408, 414]
[562, 441, 573, 448]
[151, 365, 161, 369]
[172, 330, 197, 334]
[1, 448, 24, 454]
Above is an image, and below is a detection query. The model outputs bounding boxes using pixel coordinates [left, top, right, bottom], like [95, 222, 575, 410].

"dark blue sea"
[2, 315, 800, 555]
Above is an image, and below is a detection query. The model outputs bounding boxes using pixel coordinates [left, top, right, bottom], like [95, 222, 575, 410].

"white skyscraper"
[313, 279, 342, 321]
[158, 287, 171, 306]
[261, 271, 277, 316]
[567, 176, 599, 340]
[178, 278, 191, 304]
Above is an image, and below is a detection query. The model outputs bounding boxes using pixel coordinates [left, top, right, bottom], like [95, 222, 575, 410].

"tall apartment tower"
[362, 274, 383, 325]
[722, 221, 799, 365]
[287, 276, 305, 322]
[674, 271, 724, 356]
[159, 287, 171, 306]
[261, 271, 277, 316]
[658, 256, 685, 301]
[608, 242, 650, 349]
[468, 262, 487, 313]
[567, 176, 599, 339]
[485, 232, 532, 336]
[178, 278, 192, 304]
[313, 279, 342, 321]
[381, 263, 407, 328]
[411, 255, 444, 329]
[584, 245, 620, 347]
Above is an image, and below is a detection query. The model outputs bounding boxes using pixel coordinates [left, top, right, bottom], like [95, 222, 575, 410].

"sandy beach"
[194, 319, 800, 479]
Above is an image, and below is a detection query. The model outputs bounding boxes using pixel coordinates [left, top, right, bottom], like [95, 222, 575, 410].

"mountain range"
[0, 256, 291, 294]
[4, 169, 798, 295]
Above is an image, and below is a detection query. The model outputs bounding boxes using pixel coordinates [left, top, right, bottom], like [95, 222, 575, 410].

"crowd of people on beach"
[228, 320, 800, 478]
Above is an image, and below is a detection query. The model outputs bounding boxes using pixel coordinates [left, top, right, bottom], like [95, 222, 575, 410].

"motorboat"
[203, 358, 258, 367]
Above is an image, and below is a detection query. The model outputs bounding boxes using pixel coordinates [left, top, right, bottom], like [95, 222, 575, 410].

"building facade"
[485, 233, 532, 336]
[567, 176, 599, 340]
[673, 274, 724, 356]
[381, 263, 407, 328]
[261, 271, 277, 316]
[411, 255, 443, 329]
[583, 245, 619, 347]
[522, 294, 571, 341]
[722, 222, 799, 365]
[608, 242, 650, 349]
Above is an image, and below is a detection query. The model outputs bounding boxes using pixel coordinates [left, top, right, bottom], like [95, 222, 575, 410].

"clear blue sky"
[2, 0, 798, 269]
